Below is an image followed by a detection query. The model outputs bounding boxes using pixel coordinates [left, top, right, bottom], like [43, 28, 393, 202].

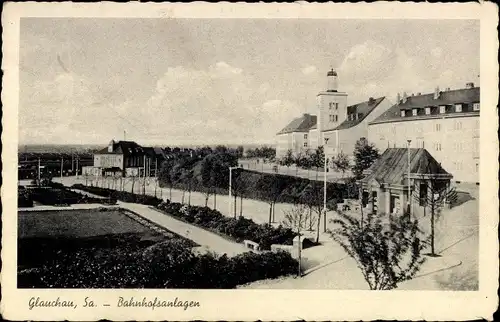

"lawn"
[18, 208, 197, 288]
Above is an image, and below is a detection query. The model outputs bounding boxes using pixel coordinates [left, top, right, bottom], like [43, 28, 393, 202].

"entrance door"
[390, 195, 398, 214]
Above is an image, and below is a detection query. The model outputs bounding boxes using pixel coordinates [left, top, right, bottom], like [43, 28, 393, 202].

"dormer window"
[439, 105, 446, 114]
[473, 103, 480, 111]
[400, 110, 406, 117]
[425, 107, 431, 115]
[455, 104, 462, 112]
[412, 109, 418, 116]
[357, 113, 363, 120]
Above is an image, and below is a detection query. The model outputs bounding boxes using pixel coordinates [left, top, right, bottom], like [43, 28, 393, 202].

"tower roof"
[327, 69, 337, 77]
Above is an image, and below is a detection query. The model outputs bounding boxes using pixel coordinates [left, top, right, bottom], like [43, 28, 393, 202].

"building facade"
[276, 69, 392, 160]
[87, 140, 163, 177]
[358, 148, 453, 216]
[368, 84, 480, 183]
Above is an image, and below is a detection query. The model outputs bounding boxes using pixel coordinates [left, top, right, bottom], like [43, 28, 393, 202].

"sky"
[19, 18, 479, 146]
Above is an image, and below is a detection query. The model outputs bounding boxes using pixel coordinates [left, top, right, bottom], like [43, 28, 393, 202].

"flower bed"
[27, 187, 108, 206]
[156, 202, 296, 250]
[72, 184, 162, 207]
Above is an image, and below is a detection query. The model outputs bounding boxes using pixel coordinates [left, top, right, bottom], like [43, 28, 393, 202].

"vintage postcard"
[1, 2, 498, 321]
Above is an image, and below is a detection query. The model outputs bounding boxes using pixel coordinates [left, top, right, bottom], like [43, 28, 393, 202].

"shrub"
[71, 184, 162, 207]
[156, 202, 296, 250]
[18, 237, 298, 288]
[18, 189, 33, 207]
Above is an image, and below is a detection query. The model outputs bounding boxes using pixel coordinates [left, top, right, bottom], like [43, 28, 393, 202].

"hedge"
[18, 187, 34, 207]
[72, 184, 163, 207]
[28, 187, 108, 206]
[156, 202, 296, 250]
[18, 238, 298, 288]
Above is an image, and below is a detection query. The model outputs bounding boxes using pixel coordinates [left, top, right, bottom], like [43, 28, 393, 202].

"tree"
[330, 211, 428, 290]
[300, 182, 324, 243]
[331, 151, 351, 178]
[310, 146, 325, 181]
[282, 203, 308, 277]
[352, 138, 379, 179]
[159, 160, 175, 201]
[257, 174, 290, 224]
[281, 149, 295, 172]
[412, 165, 458, 256]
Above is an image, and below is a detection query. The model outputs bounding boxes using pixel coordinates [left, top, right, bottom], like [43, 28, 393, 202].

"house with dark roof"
[87, 140, 164, 177]
[276, 69, 392, 159]
[368, 83, 480, 183]
[358, 148, 453, 216]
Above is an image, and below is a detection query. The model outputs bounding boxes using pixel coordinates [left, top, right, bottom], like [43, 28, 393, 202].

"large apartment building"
[276, 69, 393, 159]
[368, 84, 480, 183]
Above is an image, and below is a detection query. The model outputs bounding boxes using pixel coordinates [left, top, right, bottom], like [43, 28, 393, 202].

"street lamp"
[228, 166, 239, 218]
[407, 139, 412, 216]
[323, 137, 329, 232]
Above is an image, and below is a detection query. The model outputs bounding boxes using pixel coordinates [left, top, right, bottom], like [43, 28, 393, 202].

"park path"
[119, 202, 249, 257]
[48, 180, 249, 257]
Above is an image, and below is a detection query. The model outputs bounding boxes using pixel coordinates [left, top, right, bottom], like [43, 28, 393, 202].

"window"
[412, 109, 418, 116]
[419, 183, 428, 206]
[455, 104, 462, 112]
[476, 163, 479, 173]
[439, 105, 446, 114]
[391, 125, 396, 134]
[454, 121, 463, 130]
[425, 107, 431, 115]
[434, 142, 442, 151]
[303, 142, 308, 148]
[473, 103, 480, 111]
[304, 134, 308, 140]
[335, 103, 338, 110]
[329, 102, 333, 109]
[434, 123, 441, 132]
[400, 110, 406, 117]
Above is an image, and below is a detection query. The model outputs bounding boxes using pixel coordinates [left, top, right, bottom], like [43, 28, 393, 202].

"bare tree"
[300, 182, 324, 243]
[330, 211, 428, 290]
[282, 203, 308, 277]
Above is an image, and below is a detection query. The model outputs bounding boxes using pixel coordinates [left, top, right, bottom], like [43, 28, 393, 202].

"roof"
[371, 87, 480, 124]
[332, 96, 385, 130]
[359, 148, 452, 186]
[277, 113, 317, 134]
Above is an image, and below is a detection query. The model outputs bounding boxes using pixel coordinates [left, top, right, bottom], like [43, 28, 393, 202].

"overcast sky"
[19, 18, 479, 146]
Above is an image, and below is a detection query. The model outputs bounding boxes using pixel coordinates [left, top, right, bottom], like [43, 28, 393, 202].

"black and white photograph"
[2, 2, 498, 321]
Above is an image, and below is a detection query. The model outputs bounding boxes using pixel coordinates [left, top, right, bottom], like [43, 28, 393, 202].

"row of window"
[329, 114, 339, 122]
[329, 102, 339, 110]
[400, 103, 480, 117]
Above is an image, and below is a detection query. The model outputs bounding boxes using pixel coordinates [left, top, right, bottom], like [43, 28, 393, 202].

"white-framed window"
[304, 134, 308, 140]
[434, 142, 442, 151]
[400, 110, 406, 117]
[455, 104, 462, 112]
[439, 105, 446, 114]
[454, 121, 463, 130]
[425, 107, 431, 115]
[329, 102, 333, 109]
[473, 103, 480, 111]
[303, 142, 308, 148]
[412, 109, 418, 116]
[334, 115, 338, 122]
[335, 103, 339, 110]
[435, 123, 441, 132]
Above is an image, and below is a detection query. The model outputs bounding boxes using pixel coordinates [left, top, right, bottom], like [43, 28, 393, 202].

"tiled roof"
[370, 87, 480, 124]
[277, 113, 317, 134]
[96, 140, 145, 156]
[332, 97, 385, 130]
[359, 148, 452, 186]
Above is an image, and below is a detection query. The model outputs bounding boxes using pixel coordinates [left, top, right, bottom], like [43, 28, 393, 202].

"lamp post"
[323, 137, 329, 232]
[407, 139, 412, 216]
[228, 166, 239, 218]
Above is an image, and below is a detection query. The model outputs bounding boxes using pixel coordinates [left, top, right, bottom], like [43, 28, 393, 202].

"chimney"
[417, 92, 421, 95]
[466, 82, 474, 89]
[402, 92, 408, 103]
[369, 97, 375, 104]
[434, 86, 440, 99]
[396, 93, 401, 104]
[445, 87, 451, 91]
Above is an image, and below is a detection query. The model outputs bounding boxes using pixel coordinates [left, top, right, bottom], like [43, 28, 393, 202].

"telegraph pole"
[323, 138, 329, 232]
[37, 157, 41, 186]
[60, 156, 64, 180]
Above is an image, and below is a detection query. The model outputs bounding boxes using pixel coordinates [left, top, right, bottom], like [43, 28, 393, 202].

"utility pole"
[143, 155, 146, 195]
[71, 153, 74, 174]
[60, 156, 64, 180]
[407, 139, 412, 217]
[76, 156, 79, 178]
[323, 138, 329, 233]
[38, 157, 41, 186]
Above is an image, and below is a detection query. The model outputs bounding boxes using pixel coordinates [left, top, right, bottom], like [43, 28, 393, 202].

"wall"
[93, 154, 123, 169]
[368, 114, 479, 183]
[317, 91, 348, 133]
[275, 133, 292, 159]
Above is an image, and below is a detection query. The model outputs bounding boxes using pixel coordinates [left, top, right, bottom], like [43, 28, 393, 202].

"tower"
[317, 68, 348, 148]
